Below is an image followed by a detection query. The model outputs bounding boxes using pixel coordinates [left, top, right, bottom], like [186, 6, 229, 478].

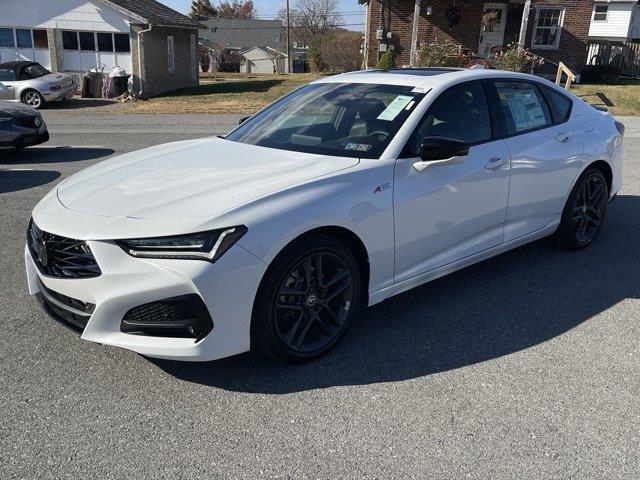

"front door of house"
[478, 3, 508, 58]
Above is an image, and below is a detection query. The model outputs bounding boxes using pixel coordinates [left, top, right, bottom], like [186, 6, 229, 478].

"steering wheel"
[368, 130, 389, 141]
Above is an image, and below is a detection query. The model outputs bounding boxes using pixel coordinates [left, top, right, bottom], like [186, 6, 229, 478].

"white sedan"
[25, 68, 624, 362]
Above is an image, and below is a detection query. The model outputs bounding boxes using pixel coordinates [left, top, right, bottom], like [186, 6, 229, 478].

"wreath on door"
[445, 6, 462, 29]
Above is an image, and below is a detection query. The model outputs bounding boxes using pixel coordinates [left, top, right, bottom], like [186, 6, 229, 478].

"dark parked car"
[0, 99, 49, 150]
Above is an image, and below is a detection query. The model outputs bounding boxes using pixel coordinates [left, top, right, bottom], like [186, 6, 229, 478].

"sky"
[158, 0, 367, 31]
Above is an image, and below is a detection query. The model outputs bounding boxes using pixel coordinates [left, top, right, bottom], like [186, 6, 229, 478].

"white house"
[240, 46, 287, 74]
[0, 0, 202, 97]
[588, 0, 640, 41]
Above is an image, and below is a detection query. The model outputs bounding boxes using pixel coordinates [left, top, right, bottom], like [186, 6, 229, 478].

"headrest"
[358, 98, 387, 122]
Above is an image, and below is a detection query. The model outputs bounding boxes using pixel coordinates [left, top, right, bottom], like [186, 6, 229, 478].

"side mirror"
[239, 116, 250, 125]
[420, 137, 469, 162]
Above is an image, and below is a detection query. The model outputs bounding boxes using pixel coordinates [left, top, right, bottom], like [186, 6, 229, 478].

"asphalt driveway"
[1, 113, 638, 479]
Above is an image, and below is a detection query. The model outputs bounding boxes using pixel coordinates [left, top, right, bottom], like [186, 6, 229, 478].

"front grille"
[121, 294, 213, 341]
[27, 220, 101, 279]
[14, 116, 38, 128]
[36, 279, 95, 333]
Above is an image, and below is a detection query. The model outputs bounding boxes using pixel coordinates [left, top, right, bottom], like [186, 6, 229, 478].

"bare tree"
[281, 0, 343, 44]
[319, 30, 362, 72]
[217, 0, 255, 19]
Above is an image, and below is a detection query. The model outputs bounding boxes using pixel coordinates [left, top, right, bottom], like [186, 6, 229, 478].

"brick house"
[0, 0, 203, 98]
[360, 0, 597, 74]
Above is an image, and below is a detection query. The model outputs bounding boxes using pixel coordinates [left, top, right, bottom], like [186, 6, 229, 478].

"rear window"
[494, 81, 551, 135]
[542, 86, 572, 123]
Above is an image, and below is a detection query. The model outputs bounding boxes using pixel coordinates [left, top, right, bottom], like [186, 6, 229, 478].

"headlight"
[115, 226, 247, 262]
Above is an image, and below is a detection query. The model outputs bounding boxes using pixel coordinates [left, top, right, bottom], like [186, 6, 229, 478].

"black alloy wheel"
[251, 235, 360, 362]
[571, 174, 607, 244]
[555, 167, 609, 249]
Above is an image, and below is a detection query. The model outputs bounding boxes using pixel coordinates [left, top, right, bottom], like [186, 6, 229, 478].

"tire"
[21, 90, 45, 109]
[554, 167, 609, 250]
[251, 234, 361, 362]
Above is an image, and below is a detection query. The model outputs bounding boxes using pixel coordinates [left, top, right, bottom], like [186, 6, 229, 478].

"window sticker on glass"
[345, 143, 372, 152]
[377, 95, 415, 121]
[500, 90, 547, 131]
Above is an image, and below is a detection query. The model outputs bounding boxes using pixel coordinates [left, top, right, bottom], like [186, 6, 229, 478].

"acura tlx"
[25, 68, 624, 362]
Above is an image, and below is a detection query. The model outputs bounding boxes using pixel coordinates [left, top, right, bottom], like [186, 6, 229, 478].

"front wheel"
[554, 168, 609, 249]
[22, 90, 44, 109]
[251, 235, 361, 362]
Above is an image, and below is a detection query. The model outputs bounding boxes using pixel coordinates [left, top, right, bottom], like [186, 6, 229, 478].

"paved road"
[1, 113, 639, 479]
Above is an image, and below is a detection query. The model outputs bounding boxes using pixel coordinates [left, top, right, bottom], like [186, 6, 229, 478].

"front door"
[393, 82, 511, 282]
[0, 66, 16, 100]
[478, 3, 508, 58]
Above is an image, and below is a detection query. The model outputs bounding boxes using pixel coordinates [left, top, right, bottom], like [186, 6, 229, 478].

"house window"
[16, 29, 33, 48]
[79, 32, 96, 51]
[33, 29, 48, 49]
[114, 34, 130, 53]
[532, 7, 564, 49]
[97, 32, 113, 52]
[593, 5, 608, 22]
[167, 36, 175, 72]
[62, 31, 79, 50]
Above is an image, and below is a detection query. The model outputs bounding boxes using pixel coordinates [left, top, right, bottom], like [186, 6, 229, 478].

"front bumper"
[25, 237, 267, 361]
[0, 130, 49, 148]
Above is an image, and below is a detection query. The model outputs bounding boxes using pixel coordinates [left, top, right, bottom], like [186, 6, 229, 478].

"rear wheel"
[22, 90, 44, 109]
[554, 168, 609, 249]
[251, 235, 360, 362]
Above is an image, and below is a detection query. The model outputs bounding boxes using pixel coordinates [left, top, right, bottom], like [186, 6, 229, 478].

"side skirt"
[367, 220, 560, 306]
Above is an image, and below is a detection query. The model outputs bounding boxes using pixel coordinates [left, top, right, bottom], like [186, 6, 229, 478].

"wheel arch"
[20, 87, 44, 105]
[586, 159, 613, 195]
[257, 225, 371, 306]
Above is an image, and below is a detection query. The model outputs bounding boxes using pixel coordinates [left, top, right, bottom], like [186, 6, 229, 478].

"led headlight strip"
[116, 226, 248, 262]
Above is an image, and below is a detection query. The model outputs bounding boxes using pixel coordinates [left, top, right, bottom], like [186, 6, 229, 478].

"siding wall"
[588, 2, 634, 40]
[132, 25, 199, 98]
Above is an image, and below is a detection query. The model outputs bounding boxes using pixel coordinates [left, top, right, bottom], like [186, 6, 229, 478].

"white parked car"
[25, 68, 624, 362]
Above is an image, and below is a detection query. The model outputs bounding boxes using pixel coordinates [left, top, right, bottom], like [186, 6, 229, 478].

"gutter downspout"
[137, 24, 152, 98]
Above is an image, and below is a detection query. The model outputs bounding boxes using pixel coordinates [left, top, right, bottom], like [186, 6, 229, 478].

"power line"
[204, 23, 365, 30]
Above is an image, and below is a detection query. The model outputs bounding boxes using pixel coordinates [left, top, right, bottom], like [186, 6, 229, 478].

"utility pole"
[285, 0, 292, 73]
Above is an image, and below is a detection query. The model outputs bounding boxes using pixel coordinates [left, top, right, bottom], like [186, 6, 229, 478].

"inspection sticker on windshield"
[345, 143, 372, 152]
[377, 95, 414, 121]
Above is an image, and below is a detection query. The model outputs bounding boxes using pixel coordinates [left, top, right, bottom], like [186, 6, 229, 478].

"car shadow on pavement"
[0, 169, 61, 194]
[0, 146, 115, 165]
[153, 195, 640, 394]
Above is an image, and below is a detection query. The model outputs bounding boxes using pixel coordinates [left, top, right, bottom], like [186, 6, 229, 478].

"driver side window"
[404, 82, 492, 157]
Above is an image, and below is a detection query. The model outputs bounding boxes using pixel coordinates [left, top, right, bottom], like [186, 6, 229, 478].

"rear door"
[393, 81, 511, 281]
[490, 81, 582, 242]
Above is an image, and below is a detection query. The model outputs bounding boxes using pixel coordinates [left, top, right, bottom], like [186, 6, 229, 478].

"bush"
[416, 42, 471, 68]
[491, 43, 543, 73]
[376, 49, 396, 70]
[581, 65, 621, 84]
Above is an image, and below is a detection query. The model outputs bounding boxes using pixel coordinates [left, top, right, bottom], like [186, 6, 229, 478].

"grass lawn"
[112, 73, 640, 116]
[571, 79, 640, 117]
[119, 73, 322, 114]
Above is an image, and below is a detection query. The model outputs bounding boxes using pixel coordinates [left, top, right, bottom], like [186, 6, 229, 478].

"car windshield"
[22, 64, 50, 79]
[226, 82, 427, 159]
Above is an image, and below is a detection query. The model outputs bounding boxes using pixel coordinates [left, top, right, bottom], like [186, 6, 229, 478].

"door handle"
[484, 157, 507, 171]
[554, 131, 572, 143]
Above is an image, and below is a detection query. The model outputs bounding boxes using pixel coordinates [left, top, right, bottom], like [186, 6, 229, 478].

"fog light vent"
[121, 294, 213, 342]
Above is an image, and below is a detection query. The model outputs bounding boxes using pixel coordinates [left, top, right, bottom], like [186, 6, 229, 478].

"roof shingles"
[100, 0, 204, 28]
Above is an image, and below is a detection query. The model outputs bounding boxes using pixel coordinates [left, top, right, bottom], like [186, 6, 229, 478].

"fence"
[586, 41, 640, 77]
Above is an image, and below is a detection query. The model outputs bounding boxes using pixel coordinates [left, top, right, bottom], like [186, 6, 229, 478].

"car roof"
[0, 61, 38, 70]
[314, 68, 553, 90]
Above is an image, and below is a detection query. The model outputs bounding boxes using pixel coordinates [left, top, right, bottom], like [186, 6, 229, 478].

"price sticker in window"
[377, 95, 415, 121]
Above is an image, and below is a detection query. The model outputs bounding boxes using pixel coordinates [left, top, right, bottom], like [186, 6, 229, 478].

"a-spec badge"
[373, 183, 391, 194]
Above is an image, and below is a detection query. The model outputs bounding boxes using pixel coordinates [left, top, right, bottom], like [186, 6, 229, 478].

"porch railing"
[587, 40, 640, 77]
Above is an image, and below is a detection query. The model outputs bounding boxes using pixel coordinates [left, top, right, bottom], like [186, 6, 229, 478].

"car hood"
[0, 100, 37, 115]
[56, 137, 359, 219]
